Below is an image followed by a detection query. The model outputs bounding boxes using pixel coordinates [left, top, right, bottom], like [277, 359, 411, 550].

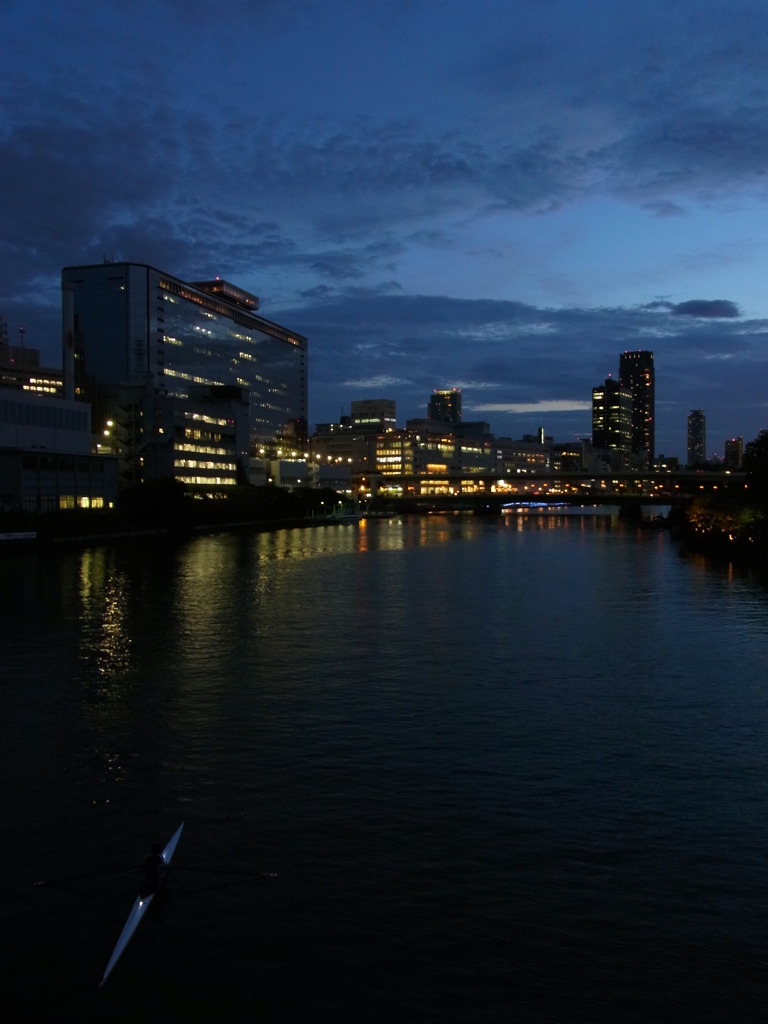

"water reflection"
[77, 549, 133, 690]
[32, 516, 768, 803]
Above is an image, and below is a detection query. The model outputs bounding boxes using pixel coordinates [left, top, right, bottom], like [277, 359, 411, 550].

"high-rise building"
[592, 378, 632, 456]
[428, 388, 462, 424]
[61, 263, 308, 464]
[618, 350, 654, 463]
[687, 409, 706, 466]
[724, 436, 743, 470]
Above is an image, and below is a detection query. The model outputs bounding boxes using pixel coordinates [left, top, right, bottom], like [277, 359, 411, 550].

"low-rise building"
[0, 387, 117, 511]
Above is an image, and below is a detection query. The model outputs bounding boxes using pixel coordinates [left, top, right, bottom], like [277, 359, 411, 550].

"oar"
[173, 864, 278, 879]
[168, 865, 278, 894]
[33, 866, 139, 888]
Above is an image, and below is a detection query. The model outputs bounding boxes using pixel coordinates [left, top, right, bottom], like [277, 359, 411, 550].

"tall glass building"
[618, 350, 654, 463]
[592, 378, 632, 457]
[61, 263, 308, 459]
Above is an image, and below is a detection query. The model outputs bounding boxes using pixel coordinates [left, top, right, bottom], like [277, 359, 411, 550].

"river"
[2, 512, 768, 1022]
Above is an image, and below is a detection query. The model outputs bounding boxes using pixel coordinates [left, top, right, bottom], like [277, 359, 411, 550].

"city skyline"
[2, 1, 768, 460]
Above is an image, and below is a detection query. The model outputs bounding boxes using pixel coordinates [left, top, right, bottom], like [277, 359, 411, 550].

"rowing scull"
[99, 821, 184, 986]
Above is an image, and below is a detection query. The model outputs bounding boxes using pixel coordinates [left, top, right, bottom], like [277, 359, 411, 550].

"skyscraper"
[429, 388, 462, 424]
[687, 409, 706, 466]
[724, 436, 743, 470]
[592, 378, 632, 456]
[618, 350, 654, 464]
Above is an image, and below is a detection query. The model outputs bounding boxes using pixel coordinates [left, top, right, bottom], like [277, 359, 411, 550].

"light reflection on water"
[78, 549, 134, 685]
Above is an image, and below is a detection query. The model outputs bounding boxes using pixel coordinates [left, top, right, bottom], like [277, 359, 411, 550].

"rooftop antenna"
[19, 324, 25, 348]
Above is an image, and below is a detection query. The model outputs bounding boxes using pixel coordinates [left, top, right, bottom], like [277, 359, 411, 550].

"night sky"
[3, 0, 768, 459]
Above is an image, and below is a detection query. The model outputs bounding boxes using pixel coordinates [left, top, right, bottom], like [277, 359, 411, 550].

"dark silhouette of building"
[724, 436, 743, 470]
[0, 320, 63, 396]
[687, 409, 706, 466]
[619, 350, 654, 464]
[428, 388, 461, 425]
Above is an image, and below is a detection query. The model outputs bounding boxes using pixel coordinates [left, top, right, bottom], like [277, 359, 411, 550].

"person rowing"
[140, 842, 165, 898]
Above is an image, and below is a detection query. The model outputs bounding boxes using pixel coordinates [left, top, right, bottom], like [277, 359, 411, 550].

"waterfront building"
[592, 378, 632, 462]
[618, 350, 655, 463]
[375, 426, 497, 479]
[128, 384, 250, 486]
[311, 412, 380, 477]
[61, 263, 307, 484]
[312, 429, 376, 477]
[687, 409, 706, 466]
[494, 436, 551, 474]
[0, 386, 117, 511]
[428, 388, 462, 425]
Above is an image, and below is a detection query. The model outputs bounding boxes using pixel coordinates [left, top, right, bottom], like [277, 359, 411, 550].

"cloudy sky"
[2, 0, 768, 459]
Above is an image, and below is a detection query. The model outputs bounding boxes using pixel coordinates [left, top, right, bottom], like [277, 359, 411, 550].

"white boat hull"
[99, 822, 184, 986]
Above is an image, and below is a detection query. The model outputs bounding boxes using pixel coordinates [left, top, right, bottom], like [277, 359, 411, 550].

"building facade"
[1, 332, 63, 396]
[61, 263, 307, 483]
[311, 424, 378, 477]
[592, 378, 632, 459]
[687, 409, 706, 466]
[121, 384, 251, 487]
[618, 350, 655, 463]
[494, 436, 551, 474]
[724, 436, 743, 470]
[428, 388, 462, 424]
[0, 387, 117, 511]
[350, 398, 396, 433]
[375, 426, 497, 479]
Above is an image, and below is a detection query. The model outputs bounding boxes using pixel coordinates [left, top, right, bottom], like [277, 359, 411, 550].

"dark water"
[2, 514, 768, 1022]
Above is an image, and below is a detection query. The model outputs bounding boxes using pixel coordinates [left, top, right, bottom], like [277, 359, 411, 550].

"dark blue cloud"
[644, 299, 741, 318]
[2, 0, 768, 462]
[271, 289, 768, 452]
[671, 300, 741, 318]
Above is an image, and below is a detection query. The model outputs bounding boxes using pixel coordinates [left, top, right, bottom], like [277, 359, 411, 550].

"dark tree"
[744, 433, 768, 507]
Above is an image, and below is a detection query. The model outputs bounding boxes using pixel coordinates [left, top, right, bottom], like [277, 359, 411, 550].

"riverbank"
[0, 481, 362, 549]
[666, 493, 768, 565]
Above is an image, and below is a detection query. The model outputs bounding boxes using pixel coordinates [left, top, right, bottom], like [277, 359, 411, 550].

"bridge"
[363, 469, 746, 514]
